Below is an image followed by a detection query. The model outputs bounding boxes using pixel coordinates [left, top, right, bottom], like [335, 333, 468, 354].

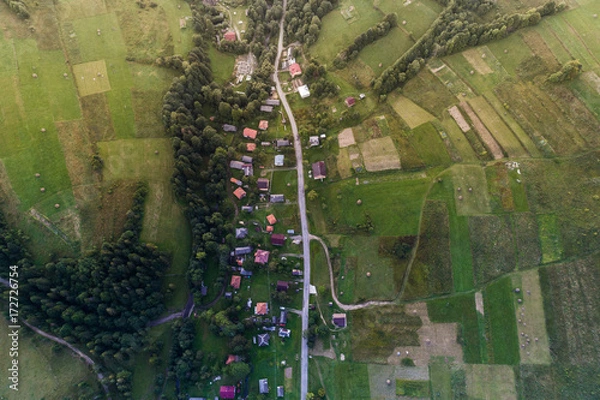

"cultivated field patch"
[466, 364, 517, 400]
[462, 47, 493, 74]
[407, 122, 451, 167]
[512, 270, 551, 365]
[470, 214, 516, 286]
[359, 136, 401, 171]
[451, 164, 490, 215]
[72, 59, 111, 97]
[389, 93, 436, 129]
[402, 68, 459, 118]
[337, 127, 356, 148]
[484, 276, 520, 365]
[459, 101, 504, 160]
[512, 212, 541, 268]
[537, 214, 562, 264]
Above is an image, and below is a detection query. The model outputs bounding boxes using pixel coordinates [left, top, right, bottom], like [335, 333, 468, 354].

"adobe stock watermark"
[7, 264, 20, 392]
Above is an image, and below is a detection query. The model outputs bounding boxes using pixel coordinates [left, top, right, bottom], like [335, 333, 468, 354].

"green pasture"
[406, 122, 451, 167]
[439, 112, 479, 162]
[444, 46, 508, 95]
[388, 93, 436, 129]
[449, 164, 490, 216]
[131, 323, 173, 399]
[270, 170, 298, 202]
[529, 22, 573, 66]
[483, 276, 520, 365]
[537, 214, 562, 264]
[375, 0, 442, 34]
[208, 45, 236, 84]
[317, 176, 430, 236]
[313, 358, 371, 399]
[542, 15, 599, 71]
[427, 294, 483, 363]
[0, 318, 99, 399]
[570, 72, 600, 120]
[486, 32, 534, 77]
[356, 27, 412, 73]
[428, 58, 475, 98]
[465, 364, 517, 399]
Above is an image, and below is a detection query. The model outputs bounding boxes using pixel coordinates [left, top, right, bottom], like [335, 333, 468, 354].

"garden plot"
[459, 101, 504, 160]
[337, 127, 356, 148]
[359, 136, 401, 171]
[389, 93, 436, 129]
[466, 364, 517, 400]
[451, 164, 491, 216]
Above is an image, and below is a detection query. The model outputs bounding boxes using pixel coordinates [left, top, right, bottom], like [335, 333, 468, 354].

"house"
[224, 291, 233, 299]
[230, 275, 241, 290]
[230, 160, 245, 170]
[332, 313, 347, 328]
[271, 234, 286, 246]
[247, 143, 257, 152]
[255, 302, 269, 315]
[240, 267, 253, 277]
[230, 177, 242, 186]
[219, 385, 236, 399]
[261, 141, 271, 147]
[266, 214, 277, 225]
[235, 227, 248, 239]
[312, 161, 327, 180]
[278, 328, 290, 338]
[309, 136, 320, 147]
[258, 120, 269, 130]
[276, 280, 289, 292]
[265, 99, 281, 106]
[241, 155, 253, 163]
[242, 164, 253, 176]
[274, 154, 285, 166]
[359, 93, 366, 100]
[266, 225, 274, 233]
[276, 139, 290, 148]
[289, 63, 302, 77]
[233, 187, 246, 199]
[225, 354, 240, 365]
[260, 105, 273, 113]
[292, 269, 303, 276]
[257, 178, 270, 191]
[279, 310, 288, 326]
[259, 378, 269, 394]
[277, 386, 284, 398]
[270, 194, 284, 203]
[254, 249, 270, 265]
[223, 124, 237, 132]
[223, 30, 236, 41]
[298, 84, 310, 99]
[257, 333, 270, 347]
[243, 128, 258, 139]
[234, 246, 253, 256]
[241, 205, 254, 213]
[345, 97, 356, 107]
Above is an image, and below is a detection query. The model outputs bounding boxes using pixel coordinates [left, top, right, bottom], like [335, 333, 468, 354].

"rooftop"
[233, 187, 247, 199]
[254, 249, 270, 265]
[243, 127, 258, 139]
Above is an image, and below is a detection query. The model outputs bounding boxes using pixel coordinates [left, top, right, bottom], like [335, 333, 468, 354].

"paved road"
[273, 2, 311, 399]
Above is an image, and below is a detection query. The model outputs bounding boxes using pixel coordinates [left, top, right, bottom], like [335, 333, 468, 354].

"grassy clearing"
[402, 68, 459, 118]
[465, 364, 517, 400]
[427, 294, 483, 364]
[357, 27, 412, 72]
[351, 306, 421, 362]
[0, 318, 99, 399]
[450, 164, 491, 216]
[317, 176, 430, 236]
[571, 71, 600, 120]
[388, 93, 436, 129]
[444, 46, 508, 95]
[358, 136, 401, 172]
[439, 111, 480, 162]
[406, 122, 451, 167]
[470, 215, 516, 286]
[313, 358, 371, 399]
[483, 276, 520, 365]
[396, 379, 430, 397]
[72, 59, 111, 96]
[403, 200, 453, 300]
[208, 45, 235, 84]
[537, 214, 562, 264]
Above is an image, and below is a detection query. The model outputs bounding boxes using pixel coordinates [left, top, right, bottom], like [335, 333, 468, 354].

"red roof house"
[230, 275, 241, 290]
[233, 187, 247, 199]
[220, 385, 236, 399]
[257, 178, 270, 191]
[246, 143, 257, 152]
[224, 30, 236, 42]
[255, 302, 269, 315]
[271, 233, 285, 246]
[225, 354, 240, 365]
[243, 127, 258, 139]
[255, 249, 270, 265]
[345, 97, 356, 107]
[289, 63, 302, 77]
[266, 214, 277, 225]
[258, 120, 269, 130]
[266, 225, 274, 233]
[312, 161, 327, 180]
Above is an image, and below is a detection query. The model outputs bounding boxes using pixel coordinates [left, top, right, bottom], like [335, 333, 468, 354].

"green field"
[406, 122, 452, 167]
[483, 276, 520, 365]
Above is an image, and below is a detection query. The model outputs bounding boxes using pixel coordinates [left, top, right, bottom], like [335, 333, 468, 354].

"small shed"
[255, 302, 269, 315]
[257, 178, 270, 192]
[277, 386, 285, 398]
[332, 313, 347, 328]
[345, 97, 356, 107]
[235, 227, 248, 239]
[223, 124, 237, 132]
[219, 385, 236, 399]
[258, 120, 269, 130]
[241, 155, 253, 163]
[276, 280, 289, 292]
[257, 333, 270, 347]
[298, 84, 310, 99]
[260, 105, 273, 113]
[276, 139, 290, 148]
[271, 234, 286, 246]
[270, 194, 285, 203]
[259, 378, 269, 394]
[309, 136, 320, 147]
[274, 154, 285, 166]
[230, 275, 241, 290]
[247, 143, 257, 152]
[223, 30, 236, 41]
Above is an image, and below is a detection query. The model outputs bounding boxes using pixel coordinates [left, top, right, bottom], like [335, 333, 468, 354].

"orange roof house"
[233, 187, 247, 199]
[266, 225, 274, 233]
[258, 120, 269, 130]
[246, 143, 257, 152]
[230, 177, 242, 186]
[230, 275, 241, 290]
[255, 302, 269, 315]
[254, 249, 270, 265]
[243, 127, 258, 139]
[224, 30, 236, 41]
[266, 214, 277, 225]
[289, 63, 302, 77]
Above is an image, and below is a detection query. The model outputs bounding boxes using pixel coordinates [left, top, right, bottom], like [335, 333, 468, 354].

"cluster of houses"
[280, 47, 310, 99]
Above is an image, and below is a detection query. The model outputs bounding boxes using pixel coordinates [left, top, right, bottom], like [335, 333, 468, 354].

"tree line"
[284, 0, 338, 46]
[3, 0, 29, 19]
[372, 0, 563, 95]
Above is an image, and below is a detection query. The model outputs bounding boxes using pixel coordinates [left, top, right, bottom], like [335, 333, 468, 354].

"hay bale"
[40, 187, 45, 192]
[32, 73, 38, 78]
[54, 203, 60, 209]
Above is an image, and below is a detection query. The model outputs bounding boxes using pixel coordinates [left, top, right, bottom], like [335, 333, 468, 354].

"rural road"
[273, 2, 312, 399]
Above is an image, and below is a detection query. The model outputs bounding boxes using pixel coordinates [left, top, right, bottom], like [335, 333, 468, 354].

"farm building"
[255, 302, 269, 315]
[257, 333, 270, 347]
[277, 386, 284, 398]
[258, 120, 269, 130]
[235, 227, 248, 239]
[270, 194, 284, 203]
[246, 143, 256, 152]
[298, 84, 310, 99]
[276, 139, 290, 148]
[332, 313, 347, 328]
[241, 155, 253, 163]
[309, 136, 320, 147]
[289, 63, 302, 77]
[266, 214, 277, 225]
[292, 269, 303, 276]
[259, 378, 269, 394]
[223, 30, 236, 41]
[276, 280, 289, 291]
[260, 105, 273, 113]
[234, 246, 253, 256]
[274, 154, 285, 166]
[254, 249, 270, 265]
[230, 275, 241, 290]
[312, 161, 327, 180]
[257, 178, 270, 191]
[243, 128, 258, 139]
[233, 187, 246, 199]
[271, 234, 286, 246]
[265, 99, 281, 106]
[278, 328, 290, 338]
[241, 205, 254, 213]
[345, 97, 356, 107]
[240, 267, 253, 277]
[223, 124, 237, 132]
[219, 385, 236, 399]
[230, 160, 244, 170]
